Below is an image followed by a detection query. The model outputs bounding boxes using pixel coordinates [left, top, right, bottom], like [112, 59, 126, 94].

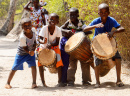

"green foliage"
[44, 0, 66, 25]
[0, 0, 10, 18]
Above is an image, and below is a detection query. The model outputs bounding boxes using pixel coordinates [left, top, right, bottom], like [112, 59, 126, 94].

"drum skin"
[38, 49, 57, 68]
[65, 32, 93, 61]
[91, 33, 117, 60]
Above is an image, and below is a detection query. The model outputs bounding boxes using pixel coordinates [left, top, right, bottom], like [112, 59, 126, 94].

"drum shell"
[48, 66, 58, 73]
[66, 36, 93, 61]
[99, 59, 115, 77]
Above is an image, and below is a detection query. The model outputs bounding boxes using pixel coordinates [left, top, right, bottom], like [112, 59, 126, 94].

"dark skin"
[39, 13, 62, 86]
[83, 3, 125, 87]
[24, 0, 40, 12]
[5, 21, 37, 89]
[61, 9, 92, 38]
[83, 5, 125, 38]
[39, 14, 60, 49]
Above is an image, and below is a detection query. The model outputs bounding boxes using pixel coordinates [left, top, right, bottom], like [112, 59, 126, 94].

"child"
[5, 18, 37, 89]
[83, 3, 125, 88]
[38, 13, 63, 87]
[24, 0, 48, 58]
[60, 7, 92, 87]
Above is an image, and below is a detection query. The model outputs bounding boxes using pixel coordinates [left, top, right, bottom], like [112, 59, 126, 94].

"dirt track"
[0, 36, 130, 96]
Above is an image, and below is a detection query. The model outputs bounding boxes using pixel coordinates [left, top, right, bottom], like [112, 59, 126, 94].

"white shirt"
[39, 25, 62, 49]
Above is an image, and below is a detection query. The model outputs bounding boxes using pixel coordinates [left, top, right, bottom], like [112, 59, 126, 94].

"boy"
[38, 13, 63, 87]
[83, 3, 125, 88]
[24, 0, 48, 58]
[5, 18, 37, 89]
[60, 7, 92, 87]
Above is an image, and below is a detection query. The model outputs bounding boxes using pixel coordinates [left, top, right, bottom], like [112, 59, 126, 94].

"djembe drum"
[65, 32, 93, 61]
[91, 33, 117, 76]
[38, 48, 58, 73]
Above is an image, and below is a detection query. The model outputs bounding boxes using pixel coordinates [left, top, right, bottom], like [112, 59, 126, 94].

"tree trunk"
[0, 0, 17, 35]
[6, 10, 30, 40]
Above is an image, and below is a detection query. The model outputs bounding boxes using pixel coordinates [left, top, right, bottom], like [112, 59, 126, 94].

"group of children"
[5, 0, 125, 89]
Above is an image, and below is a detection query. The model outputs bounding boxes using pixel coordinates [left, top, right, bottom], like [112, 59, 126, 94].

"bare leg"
[39, 66, 47, 87]
[58, 66, 62, 83]
[115, 59, 124, 87]
[5, 70, 17, 89]
[94, 65, 100, 88]
[31, 66, 37, 88]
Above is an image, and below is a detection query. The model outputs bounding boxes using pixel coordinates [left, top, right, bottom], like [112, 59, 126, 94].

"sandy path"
[0, 36, 130, 96]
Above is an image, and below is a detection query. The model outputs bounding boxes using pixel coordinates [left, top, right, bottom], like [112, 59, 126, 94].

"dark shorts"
[94, 51, 121, 66]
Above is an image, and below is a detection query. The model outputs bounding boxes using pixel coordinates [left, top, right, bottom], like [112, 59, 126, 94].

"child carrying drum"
[84, 3, 125, 88]
[38, 13, 63, 87]
[60, 7, 92, 87]
[5, 18, 37, 89]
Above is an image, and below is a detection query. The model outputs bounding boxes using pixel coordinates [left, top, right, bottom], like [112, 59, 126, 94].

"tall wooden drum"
[65, 32, 92, 61]
[91, 33, 117, 76]
[38, 48, 57, 68]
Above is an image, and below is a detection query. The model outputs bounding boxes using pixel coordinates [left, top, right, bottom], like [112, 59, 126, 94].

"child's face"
[22, 21, 32, 33]
[33, 0, 39, 8]
[69, 11, 79, 22]
[48, 16, 59, 26]
[98, 8, 109, 20]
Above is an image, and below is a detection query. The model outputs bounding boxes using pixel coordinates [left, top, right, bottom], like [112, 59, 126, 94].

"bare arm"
[108, 26, 125, 38]
[61, 20, 74, 38]
[83, 22, 104, 32]
[24, 1, 32, 12]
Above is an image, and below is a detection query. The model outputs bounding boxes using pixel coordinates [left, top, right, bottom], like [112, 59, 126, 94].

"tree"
[0, 0, 17, 35]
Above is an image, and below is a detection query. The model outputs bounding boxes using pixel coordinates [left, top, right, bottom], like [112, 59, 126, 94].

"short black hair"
[49, 13, 59, 20]
[32, 0, 39, 2]
[20, 18, 31, 26]
[98, 3, 109, 12]
[69, 7, 79, 13]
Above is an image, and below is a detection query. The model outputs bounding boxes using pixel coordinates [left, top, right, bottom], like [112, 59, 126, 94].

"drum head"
[38, 49, 56, 66]
[65, 32, 85, 52]
[92, 33, 117, 59]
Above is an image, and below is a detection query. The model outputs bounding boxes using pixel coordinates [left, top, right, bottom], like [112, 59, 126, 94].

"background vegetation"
[0, 0, 129, 62]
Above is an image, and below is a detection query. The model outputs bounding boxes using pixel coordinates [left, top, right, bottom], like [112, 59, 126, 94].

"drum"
[48, 66, 58, 73]
[99, 59, 115, 77]
[38, 48, 57, 68]
[65, 32, 92, 61]
[91, 33, 117, 60]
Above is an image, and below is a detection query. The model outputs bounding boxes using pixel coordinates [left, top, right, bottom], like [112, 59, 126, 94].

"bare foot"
[31, 84, 38, 89]
[43, 83, 48, 87]
[5, 84, 12, 89]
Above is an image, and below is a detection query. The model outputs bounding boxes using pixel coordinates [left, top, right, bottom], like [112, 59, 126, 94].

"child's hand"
[95, 22, 104, 28]
[44, 38, 47, 44]
[67, 30, 74, 37]
[107, 32, 114, 39]
[47, 44, 52, 49]
[29, 51, 34, 56]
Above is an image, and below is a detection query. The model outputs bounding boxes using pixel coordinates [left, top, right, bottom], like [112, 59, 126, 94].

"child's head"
[32, 0, 39, 8]
[98, 3, 110, 20]
[48, 13, 59, 26]
[69, 7, 79, 22]
[21, 18, 32, 33]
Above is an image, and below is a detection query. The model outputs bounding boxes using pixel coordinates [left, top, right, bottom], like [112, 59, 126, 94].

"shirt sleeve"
[39, 26, 46, 38]
[57, 27, 62, 37]
[89, 19, 97, 26]
[111, 17, 120, 28]
[19, 34, 26, 47]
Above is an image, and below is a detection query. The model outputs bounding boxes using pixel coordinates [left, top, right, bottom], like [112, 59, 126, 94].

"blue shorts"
[12, 54, 36, 70]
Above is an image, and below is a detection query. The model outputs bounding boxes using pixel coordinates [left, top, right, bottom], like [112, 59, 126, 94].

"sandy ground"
[0, 36, 130, 96]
